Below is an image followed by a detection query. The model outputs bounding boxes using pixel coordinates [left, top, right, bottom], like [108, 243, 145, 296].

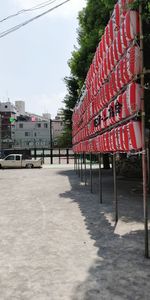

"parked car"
[0, 154, 42, 169]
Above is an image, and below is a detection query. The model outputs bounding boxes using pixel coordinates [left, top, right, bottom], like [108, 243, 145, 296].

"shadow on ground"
[58, 168, 150, 300]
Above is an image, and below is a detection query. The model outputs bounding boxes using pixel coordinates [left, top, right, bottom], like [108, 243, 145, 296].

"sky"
[0, 0, 86, 118]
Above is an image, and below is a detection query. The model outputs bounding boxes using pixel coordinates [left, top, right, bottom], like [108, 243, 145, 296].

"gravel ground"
[0, 165, 150, 300]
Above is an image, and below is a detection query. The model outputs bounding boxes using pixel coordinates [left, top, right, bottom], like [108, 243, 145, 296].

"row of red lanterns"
[72, 82, 141, 141]
[72, 5, 140, 130]
[86, 10, 139, 90]
[87, 42, 141, 98]
[73, 121, 142, 153]
[72, 43, 141, 130]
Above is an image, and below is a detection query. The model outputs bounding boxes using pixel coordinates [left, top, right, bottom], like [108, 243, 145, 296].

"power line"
[0, 0, 58, 23]
[0, 0, 71, 39]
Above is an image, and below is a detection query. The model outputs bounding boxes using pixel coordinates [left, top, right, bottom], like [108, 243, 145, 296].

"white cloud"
[14, 0, 86, 19]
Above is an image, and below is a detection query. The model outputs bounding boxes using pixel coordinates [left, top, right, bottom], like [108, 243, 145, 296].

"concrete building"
[0, 101, 51, 149]
[0, 101, 17, 149]
[12, 114, 51, 149]
[0, 100, 65, 149]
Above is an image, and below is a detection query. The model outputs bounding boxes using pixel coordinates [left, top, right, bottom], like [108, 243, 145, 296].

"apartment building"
[0, 101, 17, 149]
[12, 114, 51, 149]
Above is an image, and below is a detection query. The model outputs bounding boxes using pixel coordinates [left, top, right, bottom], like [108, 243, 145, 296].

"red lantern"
[106, 49, 111, 75]
[108, 18, 114, 44]
[121, 22, 129, 50]
[104, 82, 110, 104]
[125, 10, 139, 41]
[113, 38, 120, 64]
[128, 45, 141, 78]
[117, 30, 123, 57]
[105, 24, 111, 48]
[110, 44, 115, 69]
[114, 3, 120, 30]
[110, 129, 117, 152]
[103, 132, 109, 152]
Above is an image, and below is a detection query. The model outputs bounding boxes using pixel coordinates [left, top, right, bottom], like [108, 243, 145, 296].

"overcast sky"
[0, 0, 86, 118]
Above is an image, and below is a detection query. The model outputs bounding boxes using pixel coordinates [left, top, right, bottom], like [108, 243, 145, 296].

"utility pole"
[50, 119, 53, 164]
[139, 3, 149, 258]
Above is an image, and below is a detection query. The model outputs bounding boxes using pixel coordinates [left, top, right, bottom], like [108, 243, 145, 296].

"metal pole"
[34, 147, 36, 160]
[99, 153, 102, 204]
[66, 148, 69, 164]
[59, 148, 61, 164]
[42, 148, 44, 164]
[113, 154, 118, 225]
[74, 152, 76, 171]
[84, 152, 87, 186]
[139, 4, 149, 258]
[78, 153, 80, 176]
[50, 148, 53, 165]
[147, 147, 150, 191]
[75, 154, 77, 174]
[80, 153, 83, 181]
[77, 154, 78, 174]
[90, 152, 93, 193]
[50, 119, 53, 164]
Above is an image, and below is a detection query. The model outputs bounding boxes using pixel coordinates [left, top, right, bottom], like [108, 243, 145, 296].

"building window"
[25, 132, 30, 137]
[37, 123, 41, 128]
[44, 123, 48, 128]
[5, 105, 8, 108]
[34, 132, 37, 137]
[19, 123, 23, 128]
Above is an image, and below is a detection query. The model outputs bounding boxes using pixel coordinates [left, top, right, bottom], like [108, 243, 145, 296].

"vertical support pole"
[84, 152, 87, 186]
[113, 154, 118, 225]
[50, 119, 53, 164]
[34, 148, 36, 160]
[139, 4, 149, 258]
[80, 153, 82, 181]
[78, 153, 80, 177]
[59, 148, 61, 164]
[90, 152, 93, 193]
[74, 152, 76, 171]
[147, 147, 150, 191]
[75, 154, 77, 174]
[66, 148, 69, 164]
[50, 148, 53, 165]
[42, 148, 44, 164]
[99, 153, 102, 204]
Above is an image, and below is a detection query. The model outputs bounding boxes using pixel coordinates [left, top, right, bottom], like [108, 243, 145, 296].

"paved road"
[0, 166, 150, 299]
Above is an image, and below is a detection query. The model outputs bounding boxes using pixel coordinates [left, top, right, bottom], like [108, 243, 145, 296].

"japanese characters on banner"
[72, 0, 142, 153]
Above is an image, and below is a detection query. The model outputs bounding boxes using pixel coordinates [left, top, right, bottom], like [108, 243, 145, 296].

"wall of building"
[0, 102, 17, 149]
[12, 120, 50, 149]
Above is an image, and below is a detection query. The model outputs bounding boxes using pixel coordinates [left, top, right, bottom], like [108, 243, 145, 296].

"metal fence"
[31, 148, 74, 164]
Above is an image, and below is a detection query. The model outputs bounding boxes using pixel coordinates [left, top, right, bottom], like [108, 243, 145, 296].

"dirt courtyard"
[0, 165, 150, 299]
